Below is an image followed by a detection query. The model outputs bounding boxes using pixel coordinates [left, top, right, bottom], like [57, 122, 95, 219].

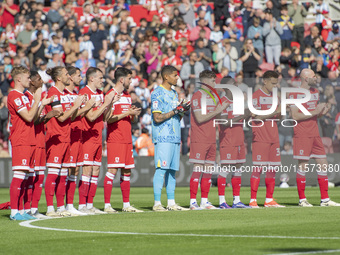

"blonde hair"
[11, 66, 29, 80]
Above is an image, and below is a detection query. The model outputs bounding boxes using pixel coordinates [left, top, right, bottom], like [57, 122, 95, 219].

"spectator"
[176, 37, 194, 58]
[63, 18, 82, 42]
[46, 53, 65, 69]
[220, 39, 238, 77]
[16, 21, 34, 51]
[189, 18, 211, 43]
[135, 127, 154, 156]
[320, 96, 337, 138]
[179, 0, 196, 29]
[17, 48, 29, 68]
[0, 64, 10, 96]
[263, 9, 283, 66]
[145, 39, 162, 75]
[130, 90, 143, 111]
[242, 0, 255, 37]
[78, 2, 94, 31]
[278, 6, 294, 49]
[30, 31, 47, 63]
[161, 47, 182, 71]
[132, 128, 140, 157]
[161, 29, 177, 53]
[113, 0, 130, 18]
[327, 23, 340, 43]
[64, 32, 80, 65]
[299, 45, 315, 71]
[141, 107, 152, 134]
[281, 141, 293, 155]
[31, 21, 49, 41]
[213, 0, 229, 30]
[89, 20, 107, 60]
[210, 24, 223, 48]
[46, 0, 65, 30]
[223, 20, 243, 42]
[194, 38, 212, 70]
[304, 26, 323, 49]
[134, 18, 148, 43]
[79, 33, 95, 59]
[314, 0, 329, 33]
[135, 80, 151, 111]
[45, 35, 64, 59]
[240, 39, 260, 87]
[180, 51, 204, 88]
[247, 17, 264, 64]
[288, 0, 307, 48]
[0, 0, 19, 29]
[0, 95, 9, 143]
[321, 10, 332, 42]
[75, 50, 96, 78]
[311, 56, 329, 78]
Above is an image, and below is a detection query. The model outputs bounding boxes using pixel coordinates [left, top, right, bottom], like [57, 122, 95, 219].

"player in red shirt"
[290, 69, 340, 207]
[78, 67, 119, 214]
[104, 67, 143, 213]
[8, 66, 41, 220]
[44, 67, 86, 217]
[218, 77, 251, 209]
[189, 70, 229, 210]
[24, 71, 62, 219]
[64, 66, 97, 215]
[249, 71, 285, 208]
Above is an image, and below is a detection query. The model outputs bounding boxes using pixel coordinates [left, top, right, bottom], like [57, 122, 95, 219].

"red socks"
[31, 171, 44, 209]
[10, 171, 26, 211]
[231, 174, 241, 197]
[56, 169, 68, 208]
[250, 167, 262, 200]
[44, 169, 59, 207]
[120, 174, 130, 203]
[66, 175, 77, 205]
[190, 172, 201, 199]
[265, 170, 276, 199]
[217, 175, 226, 196]
[78, 175, 90, 205]
[104, 172, 115, 204]
[23, 172, 34, 211]
[201, 173, 212, 198]
[317, 171, 329, 200]
[296, 170, 306, 200]
[87, 175, 98, 204]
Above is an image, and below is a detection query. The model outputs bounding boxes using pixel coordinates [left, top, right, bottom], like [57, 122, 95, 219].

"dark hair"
[46, 66, 65, 82]
[141, 127, 149, 134]
[161, 65, 177, 79]
[67, 66, 81, 76]
[220, 76, 235, 85]
[199, 70, 216, 81]
[263, 70, 279, 80]
[86, 67, 102, 81]
[30, 71, 40, 79]
[114, 67, 132, 81]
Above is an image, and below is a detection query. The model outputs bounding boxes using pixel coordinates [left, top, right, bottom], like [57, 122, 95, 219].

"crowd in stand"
[1, 0, 340, 156]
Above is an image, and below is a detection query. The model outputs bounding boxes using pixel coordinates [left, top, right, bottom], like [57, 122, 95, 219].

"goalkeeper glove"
[173, 100, 191, 115]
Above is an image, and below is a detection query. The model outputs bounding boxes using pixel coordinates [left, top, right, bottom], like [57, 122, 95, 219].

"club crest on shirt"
[14, 98, 22, 106]
[54, 157, 59, 163]
[84, 154, 89, 160]
[193, 99, 198, 107]
[252, 98, 257, 106]
[227, 154, 231, 159]
[196, 153, 200, 159]
[115, 157, 120, 163]
[257, 155, 261, 161]
[153, 100, 158, 110]
[162, 160, 167, 167]
[22, 159, 27, 165]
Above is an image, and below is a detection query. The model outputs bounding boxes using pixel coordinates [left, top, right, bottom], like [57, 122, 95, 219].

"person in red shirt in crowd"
[0, 0, 19, 29]
[176, 37, 194, 58]
[77, 67, 119, 214]
[249, 71, 285, 208]
[289, 68, 340, 207]
[161, 47, 183, 71]
[24, 71, 62, 219]
[189, 70, 229, 210]
[104, 67, 143, 213]
[8, 66, 47, 220]
[64, 66, 97, 215]
[175, 21, 191, 42]
[44, 67, 86, 217]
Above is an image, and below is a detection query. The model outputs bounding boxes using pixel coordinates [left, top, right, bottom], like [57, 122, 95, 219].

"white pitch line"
[19, 219, 340, 240]
[269, 249, 340, 255]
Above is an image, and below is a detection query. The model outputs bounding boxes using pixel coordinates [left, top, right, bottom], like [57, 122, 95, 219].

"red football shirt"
[24, 91, 46, 148]
[107, 89, 132, 144]
[2, 4, 19, 27]
[45, 86, 72, 144]
[289, 87, 320, 138]
[190, 90, 217, 144]
[252, 88, 279, 143]
[65, 88, 83, 143]
[79, 85, 104, 144]
[8, 89, 35, 146]
[219, 96, 244, 147]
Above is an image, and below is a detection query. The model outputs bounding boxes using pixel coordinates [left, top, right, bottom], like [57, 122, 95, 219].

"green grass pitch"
[0, 187, 340, 255]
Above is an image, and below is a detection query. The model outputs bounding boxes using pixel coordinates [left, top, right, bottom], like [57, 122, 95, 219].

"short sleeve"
[191, 93, 202, 112]
[11, 96, 26, 113]
[151, 92, 163, 113]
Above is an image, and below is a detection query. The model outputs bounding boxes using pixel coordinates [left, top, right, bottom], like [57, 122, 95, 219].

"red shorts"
[83, 142, 102, 166]
[12, 145, 35, 171]
[70, 140, 83, 167]
[220, 144, 246, 164]
[293, 136, 326, 160]
[252, 141, 281, 166]
[34, 147, 46, 171]
[107, 143, 135, 169]
[189, 143, 216, 164]
[46, 142, 71, 168]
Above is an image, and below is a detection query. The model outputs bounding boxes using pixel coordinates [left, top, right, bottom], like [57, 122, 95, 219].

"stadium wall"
[1, 154, 340, 188]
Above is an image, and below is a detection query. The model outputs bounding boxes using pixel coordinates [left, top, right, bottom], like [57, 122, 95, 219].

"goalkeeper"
[151, 65, 191, 211]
